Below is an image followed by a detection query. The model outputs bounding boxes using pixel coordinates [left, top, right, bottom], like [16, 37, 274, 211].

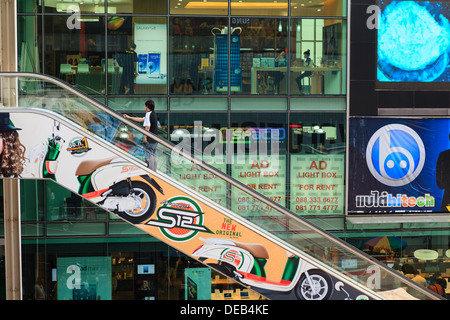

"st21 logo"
[366, 124, 425, 187]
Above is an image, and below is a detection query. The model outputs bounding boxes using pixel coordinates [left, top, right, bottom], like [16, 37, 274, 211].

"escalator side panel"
[8, 111, 380, 300]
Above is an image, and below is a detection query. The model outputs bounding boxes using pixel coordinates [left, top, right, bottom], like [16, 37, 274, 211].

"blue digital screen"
[377, 1, 450, 88]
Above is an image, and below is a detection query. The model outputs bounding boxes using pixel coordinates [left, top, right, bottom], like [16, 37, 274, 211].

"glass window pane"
[108, 17, 168, 95]
[301, 20, 315, 41]
[316, 19, 324, 41]
[169, 112, 229, 161]
[18, 0, 41, 13]
[288, 113, 346, 216]
[20, 180, 44, 222]
[170, 97, 228, 111]
[290, 19, 346, 95]
[229, 112, 288, 155]
[231, 97, 287, 111]
[291, 0, 346, 17]
[18, 15, 42, 73]
[170, 0, 228, 15]
[109, 0, 167, 14]
[290, 97, 346, 110]
[229, 113, 288, 213]
[46, 222, 107, 236]
[44, 0, 106, 14]
[104, 97, 169, 140]
[288, 112, 345, 155]
[108, 97, 167, 111]
[233, 18, 288, 95]
[170, 17, 227, 95]
[43, 15, 106, 95]
[230, 0, 288, 16]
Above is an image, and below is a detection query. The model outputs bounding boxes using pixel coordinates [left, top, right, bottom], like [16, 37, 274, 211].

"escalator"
[1, 72, 443, 300]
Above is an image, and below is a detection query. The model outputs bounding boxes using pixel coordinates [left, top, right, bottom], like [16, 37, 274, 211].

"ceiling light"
[77, 16, 100, 22]
[186, 2, 295, 9]
[56, 3, 80, 12]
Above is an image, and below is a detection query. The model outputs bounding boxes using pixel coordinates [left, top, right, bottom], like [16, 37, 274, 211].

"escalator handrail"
[1, 71, 442, 300]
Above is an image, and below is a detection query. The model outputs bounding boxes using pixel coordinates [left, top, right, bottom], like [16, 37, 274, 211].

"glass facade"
[11, 0, 449, 300]
[17, 0, 347, 97]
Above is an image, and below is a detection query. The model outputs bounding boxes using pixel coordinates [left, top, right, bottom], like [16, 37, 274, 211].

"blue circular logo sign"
[366, 124, 425, 187]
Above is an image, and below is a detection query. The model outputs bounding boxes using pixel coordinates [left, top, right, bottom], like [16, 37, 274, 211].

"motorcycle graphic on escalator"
[193, 237, 333, 300]
[27, 120, 163, 224]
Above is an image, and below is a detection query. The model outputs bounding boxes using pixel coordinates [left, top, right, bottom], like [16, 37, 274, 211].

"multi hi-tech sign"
[348, 118, 450, 214]
[365, 124, 425, 187]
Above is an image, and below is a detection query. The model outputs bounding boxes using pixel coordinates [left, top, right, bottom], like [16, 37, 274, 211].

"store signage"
[290, 154, 344, 215]
[348, 117, 450, 214]
[219, 127, 286, 144]
[184, 268, 211, 300]
[365, 124, 425, 187]
[57, 257, 111, 300]
[134, 24, 167, 85]
[231, 155, 286, 216]
[170, 155, 227, 207]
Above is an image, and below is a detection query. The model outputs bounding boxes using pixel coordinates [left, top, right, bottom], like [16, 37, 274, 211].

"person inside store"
[123, 99, 158, 170]
[0, 112, 25, 178]
[433, 271, 447, 298]
[401, 262, 415, 275]
[294, 49, 315, 94]
[267, 50, 287, 94]
[116, 42, 138, 95]
[34, 277, 46, 300]
[411, 270, 427, 286]
[427, 275, 445, 297]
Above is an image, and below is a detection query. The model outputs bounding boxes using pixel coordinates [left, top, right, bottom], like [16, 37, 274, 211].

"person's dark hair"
[145, 99, 155, 111]
[304, 49, 311, 56]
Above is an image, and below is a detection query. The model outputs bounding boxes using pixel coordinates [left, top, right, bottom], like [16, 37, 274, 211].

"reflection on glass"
[108, 0, 167, 14]
[18, 15, 41, 73]
[43, 15, 106, 95]
[169, 112, 228, 156]
[170, 17, 227, 95]
[18, 0, 41, 13]
[43, 0, 106, 14]
[288, 113, 345, 216]
[229, 113, 287, 211]
[291, 0, 346, 17]
[290, 19, 345, 95]
[230, 0, 288, 16]
[44, 180, 107, 221]
[230, 112, 288, 155]
[108, 17, 168, 95]
[170, 0, 228, 15]
[232, 18, 288, 95]
[108, 97, 168, 112]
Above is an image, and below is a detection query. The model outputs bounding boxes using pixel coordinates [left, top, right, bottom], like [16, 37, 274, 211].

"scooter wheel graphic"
[118, 181, 157, 224]
[295, 270, 333, 300]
